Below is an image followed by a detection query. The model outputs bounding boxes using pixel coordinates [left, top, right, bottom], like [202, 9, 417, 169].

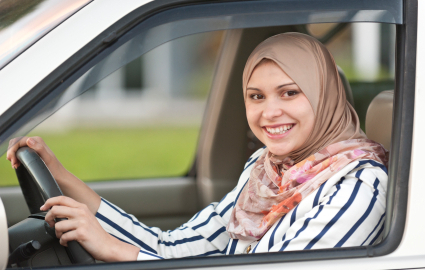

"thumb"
[26, 138, 46, 159]
[26, 137, 39, 150]
[26, 137, 54, 165]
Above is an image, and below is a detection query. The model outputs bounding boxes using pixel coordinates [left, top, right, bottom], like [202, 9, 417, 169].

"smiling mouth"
[265, 124, 294, 135]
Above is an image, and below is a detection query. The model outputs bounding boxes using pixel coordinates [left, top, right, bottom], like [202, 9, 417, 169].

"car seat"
[365, 90, 393, 151]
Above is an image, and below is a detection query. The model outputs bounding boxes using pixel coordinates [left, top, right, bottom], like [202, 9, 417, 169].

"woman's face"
[245, 61, 315, 158]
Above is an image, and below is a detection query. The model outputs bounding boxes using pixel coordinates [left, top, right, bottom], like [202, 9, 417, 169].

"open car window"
[0, 31, 224, 185]
[0, 22, 395, 184]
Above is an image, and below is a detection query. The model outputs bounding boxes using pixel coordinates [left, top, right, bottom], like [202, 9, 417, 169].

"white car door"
[0, 0, 421, 269]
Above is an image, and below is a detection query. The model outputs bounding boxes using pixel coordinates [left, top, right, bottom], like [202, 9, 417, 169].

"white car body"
[0, 0, 423, 269]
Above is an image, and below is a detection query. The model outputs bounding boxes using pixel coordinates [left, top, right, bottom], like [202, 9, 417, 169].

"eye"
[250, 94, 264, 100]
[282, 90, 299, 97]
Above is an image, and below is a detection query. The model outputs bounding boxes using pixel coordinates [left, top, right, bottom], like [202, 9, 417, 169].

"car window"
[0, 31, 224, 185]
[0, 23, 395, 185]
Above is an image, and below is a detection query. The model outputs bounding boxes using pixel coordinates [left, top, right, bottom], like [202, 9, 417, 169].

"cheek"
[297, 103, 315, 133]
[245, 103, 261, 125]
[245, 103, 265, 139]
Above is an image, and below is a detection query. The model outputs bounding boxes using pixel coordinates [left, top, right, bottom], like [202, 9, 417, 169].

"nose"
[262, 98, 284, 120]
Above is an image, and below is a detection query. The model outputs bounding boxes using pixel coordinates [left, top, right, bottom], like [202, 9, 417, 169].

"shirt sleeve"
[96, 193, 232, 260]
[95, 148, 264, 260]
[267, 162, 387, 252]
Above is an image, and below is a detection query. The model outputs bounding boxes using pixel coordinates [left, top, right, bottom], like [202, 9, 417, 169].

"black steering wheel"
[9, 147, 95, 266]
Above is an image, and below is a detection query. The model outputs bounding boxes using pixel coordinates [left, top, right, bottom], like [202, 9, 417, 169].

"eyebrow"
[246, 82, 297, 91]
[277, 82, 296, 89]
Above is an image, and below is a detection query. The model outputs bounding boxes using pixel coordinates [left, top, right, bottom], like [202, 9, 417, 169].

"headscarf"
[226, 33, 388, 241]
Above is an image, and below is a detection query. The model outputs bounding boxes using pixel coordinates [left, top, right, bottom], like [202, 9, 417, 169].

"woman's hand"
[6, 136, 67, 181]
[7, 136, 102, 214]
[41, 196, 140, 262]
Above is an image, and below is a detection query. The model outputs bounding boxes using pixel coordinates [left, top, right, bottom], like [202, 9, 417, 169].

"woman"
[6, 33, 388, 261]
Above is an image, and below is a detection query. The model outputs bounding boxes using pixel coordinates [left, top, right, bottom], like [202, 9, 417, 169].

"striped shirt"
[96, 148, 388, 260]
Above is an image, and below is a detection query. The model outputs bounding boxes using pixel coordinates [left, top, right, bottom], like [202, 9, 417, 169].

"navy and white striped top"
[96, 148, 388, 260]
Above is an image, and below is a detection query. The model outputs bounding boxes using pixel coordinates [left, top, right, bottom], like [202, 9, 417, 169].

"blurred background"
[0, 20, 395, 185]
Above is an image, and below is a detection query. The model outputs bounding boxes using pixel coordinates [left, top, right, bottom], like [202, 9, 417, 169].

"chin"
[265, 144, 291, 157]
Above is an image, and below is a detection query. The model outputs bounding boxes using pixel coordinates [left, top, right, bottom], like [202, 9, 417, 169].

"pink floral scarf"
[226, 139, 388, 241]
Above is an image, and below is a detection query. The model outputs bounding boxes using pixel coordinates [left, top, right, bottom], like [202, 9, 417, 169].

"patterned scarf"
[226, 139, 387, 241]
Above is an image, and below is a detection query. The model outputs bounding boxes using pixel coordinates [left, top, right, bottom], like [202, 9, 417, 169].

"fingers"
[59, 229, 90, 247]
[54, 219, 83, 239]
[41, 196, 82, 211]
[43, 200, 93, 250]
[6, 136, 28, 168]
[41, 196, 115, 261]
[42, 197, 92, 230]
[26, 136, 56, 166]
[8, 136, 24, 149]
[44, 205, 75, 227]
[59, 231, 75, 247]
[6, 136, 53, 169]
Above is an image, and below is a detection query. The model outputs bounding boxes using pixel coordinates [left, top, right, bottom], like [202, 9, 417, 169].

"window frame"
[0, 0, 416, 268]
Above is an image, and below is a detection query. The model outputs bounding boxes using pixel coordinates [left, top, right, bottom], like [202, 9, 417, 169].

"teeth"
[266, 124, 294, 135]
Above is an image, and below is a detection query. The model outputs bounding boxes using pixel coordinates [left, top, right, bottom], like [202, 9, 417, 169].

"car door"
[0, 0, 421, 269]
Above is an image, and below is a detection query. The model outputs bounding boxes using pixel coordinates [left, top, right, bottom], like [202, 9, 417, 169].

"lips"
[264, 124, 294, 135]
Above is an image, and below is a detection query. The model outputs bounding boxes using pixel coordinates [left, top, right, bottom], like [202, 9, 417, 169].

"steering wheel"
[10, 147, 95, 265]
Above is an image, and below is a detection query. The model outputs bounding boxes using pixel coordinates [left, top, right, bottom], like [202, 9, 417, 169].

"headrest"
[365, 90, 393, 151]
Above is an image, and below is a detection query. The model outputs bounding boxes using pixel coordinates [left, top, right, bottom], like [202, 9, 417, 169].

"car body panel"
[397, 0, 425, 258]
[0, 0, 423, 269]
[0, 199, 7, 270]
[186, 255, 425, 270]
[0, 0, 93, 70]
[0, 178, 198, 230]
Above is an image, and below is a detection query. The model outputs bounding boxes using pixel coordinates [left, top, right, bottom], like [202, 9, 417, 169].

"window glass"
[0, 31, 224, 185]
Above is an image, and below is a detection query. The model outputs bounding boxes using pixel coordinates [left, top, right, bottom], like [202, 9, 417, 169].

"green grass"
[0, 127, 199, 186]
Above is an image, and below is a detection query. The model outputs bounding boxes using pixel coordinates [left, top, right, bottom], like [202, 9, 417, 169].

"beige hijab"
[226, 33, 387, 241]
[242, 32, 366, 163]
